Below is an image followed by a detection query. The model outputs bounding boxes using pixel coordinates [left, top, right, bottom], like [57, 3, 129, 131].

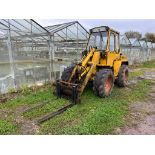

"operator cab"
[85, 26, 120, 55]
[87, 26, 108, 52]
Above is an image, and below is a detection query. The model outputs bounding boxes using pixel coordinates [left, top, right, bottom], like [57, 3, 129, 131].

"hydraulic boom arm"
[56, 48, 101, 104]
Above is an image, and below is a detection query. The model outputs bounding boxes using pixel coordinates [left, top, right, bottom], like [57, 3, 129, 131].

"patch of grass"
[0, 120, 17, 135]
[0, 85, 53, 110]
[139, 60, 155, 68]
[129, 70, 144, 80]
[0, 84, 55, 134]
[23, 98, 68, 120]
[39, 80, 153, 135]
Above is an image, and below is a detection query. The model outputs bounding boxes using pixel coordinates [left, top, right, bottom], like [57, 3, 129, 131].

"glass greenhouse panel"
[77, 24, 88, 39]
[9, 20, 30, 33]
[14, 19, 32, 31]
[0, 19, 90, 93]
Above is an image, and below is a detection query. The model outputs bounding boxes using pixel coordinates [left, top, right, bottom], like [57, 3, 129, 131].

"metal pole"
[65, 27, 68, 58]
[31, 21, 36, 85]
[51, 35, 55, 61]
[7, 19, 17, 91]
[48, 35, 55, 81]
[48, 36, 52, 81]
[66, 27, 67, 40]
[76, 23, 79, 61]
[51, 35, 55, 80]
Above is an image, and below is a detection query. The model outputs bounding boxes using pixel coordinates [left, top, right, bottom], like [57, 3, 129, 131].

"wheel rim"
[104, 76, 113, 95]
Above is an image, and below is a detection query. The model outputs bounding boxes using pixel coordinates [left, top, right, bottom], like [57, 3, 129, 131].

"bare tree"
[145, 33, 155, 42]
[125, 31, 142, 39]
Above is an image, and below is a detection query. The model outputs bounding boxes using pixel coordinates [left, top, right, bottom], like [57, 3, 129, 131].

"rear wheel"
[93, 69, 114, 97]
[116, 65, 129, 87]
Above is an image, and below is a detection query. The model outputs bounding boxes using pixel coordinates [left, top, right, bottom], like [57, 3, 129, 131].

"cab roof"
[90, 26, 119, 34]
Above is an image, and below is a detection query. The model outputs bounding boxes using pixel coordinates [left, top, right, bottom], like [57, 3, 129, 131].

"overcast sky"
[36, 19, 155, 36]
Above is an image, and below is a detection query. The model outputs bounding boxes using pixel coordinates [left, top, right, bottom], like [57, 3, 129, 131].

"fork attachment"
[56, 80, 80, 104]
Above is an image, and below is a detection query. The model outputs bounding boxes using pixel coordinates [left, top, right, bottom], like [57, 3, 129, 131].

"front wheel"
[93, 69, 114, 97]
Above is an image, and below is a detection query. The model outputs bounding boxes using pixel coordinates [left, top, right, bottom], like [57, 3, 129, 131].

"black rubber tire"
[116, 65, 129, 87]
[93, 69, 114, 97]
[61, 64, 75, 81]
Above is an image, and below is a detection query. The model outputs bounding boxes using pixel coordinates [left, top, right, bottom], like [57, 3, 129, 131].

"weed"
[0, 120, 17, 135]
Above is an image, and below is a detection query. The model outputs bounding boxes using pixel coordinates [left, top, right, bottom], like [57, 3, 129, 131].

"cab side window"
[95, 35, 101, 49]
[116, 34, 119, 51]
[110, 33, 115, 51]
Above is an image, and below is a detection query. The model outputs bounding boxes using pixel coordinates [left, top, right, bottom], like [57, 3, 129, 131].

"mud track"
[116, 69, 155, 135]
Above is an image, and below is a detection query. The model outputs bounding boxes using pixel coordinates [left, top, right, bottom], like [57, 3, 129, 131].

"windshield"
[87, 31, 108, 51]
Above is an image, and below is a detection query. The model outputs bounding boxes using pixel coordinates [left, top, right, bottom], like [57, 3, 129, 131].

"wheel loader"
[55, 26, 129, 104]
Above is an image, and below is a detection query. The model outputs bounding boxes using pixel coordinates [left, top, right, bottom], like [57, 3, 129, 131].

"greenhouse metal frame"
[0, 19, 89, 93]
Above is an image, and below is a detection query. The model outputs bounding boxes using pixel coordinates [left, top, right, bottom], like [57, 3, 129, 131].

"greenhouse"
[120, 34, 131, 52]
[139, 40, 148, 48]
[120, 34, 131, 46]
[129, 38, 141, 48]
[44, 21, 89, 79]
[147, 41, 153, 49]
[44, 21, 88, 60]
[0, 19, 89, 93]
[139, 40, 151, 62]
